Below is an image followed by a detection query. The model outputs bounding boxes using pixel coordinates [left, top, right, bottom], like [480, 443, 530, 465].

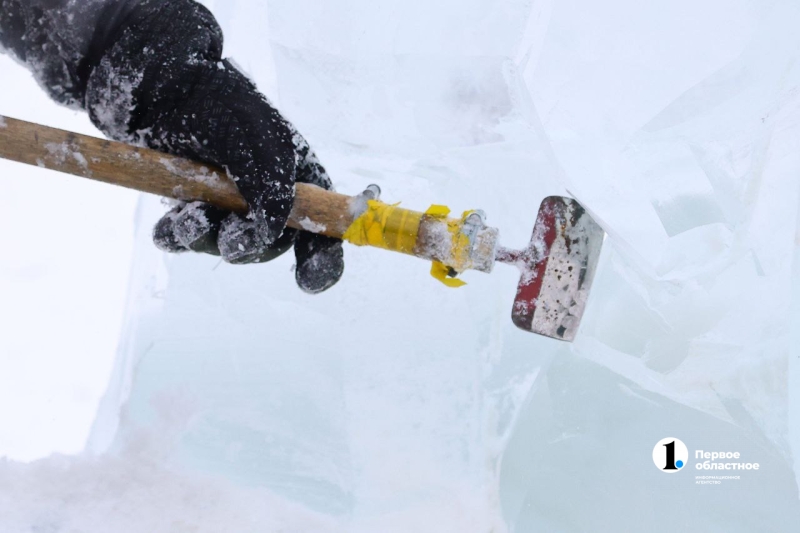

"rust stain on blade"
[511, 197, 604, 341]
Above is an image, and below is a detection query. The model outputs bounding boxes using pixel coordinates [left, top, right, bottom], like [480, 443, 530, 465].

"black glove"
[82, 0, 344, 293]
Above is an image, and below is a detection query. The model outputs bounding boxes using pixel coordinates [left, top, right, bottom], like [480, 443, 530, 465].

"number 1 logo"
[653, 438, 688, 473]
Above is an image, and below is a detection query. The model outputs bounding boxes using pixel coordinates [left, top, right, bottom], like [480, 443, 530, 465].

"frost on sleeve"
[0, 0, 136, 108]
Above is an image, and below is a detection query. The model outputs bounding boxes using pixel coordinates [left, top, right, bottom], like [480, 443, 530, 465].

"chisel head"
[500, 197, 604, 341]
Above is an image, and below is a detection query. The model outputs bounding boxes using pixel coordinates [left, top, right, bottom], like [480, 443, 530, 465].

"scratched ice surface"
[4, 0, 800, 531]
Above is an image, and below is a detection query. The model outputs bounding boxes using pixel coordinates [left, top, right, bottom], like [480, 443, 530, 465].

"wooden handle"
[0, 115, 501, 274]
[0, 115, 355, 239]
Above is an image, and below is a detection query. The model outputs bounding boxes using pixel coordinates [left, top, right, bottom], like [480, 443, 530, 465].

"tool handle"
[0, 115, 355, 238]
[0, 115, 499, 273]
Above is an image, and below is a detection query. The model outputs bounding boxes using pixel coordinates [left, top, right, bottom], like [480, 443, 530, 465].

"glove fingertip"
[295, 234, 345, 294]
[218, 214, 296, 264]
[153, 210, 188, 253]
[252, 193, 292, 247]
[172, 202, 225, 255]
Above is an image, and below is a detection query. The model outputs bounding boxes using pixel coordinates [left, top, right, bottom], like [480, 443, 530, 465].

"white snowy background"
[2, 0, 800, 531]
[0, 61, 136, 461]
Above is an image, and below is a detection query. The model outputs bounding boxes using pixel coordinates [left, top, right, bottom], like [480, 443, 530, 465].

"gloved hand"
[82, 0, 343, 293]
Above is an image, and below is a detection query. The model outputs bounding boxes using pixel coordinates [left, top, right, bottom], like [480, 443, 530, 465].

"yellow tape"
[343, 200, 474, 289]
[430, 261, 467, 288]
[425, 204, 451, 218]
[424, 205, 471, 288]
[342, 199, 422, 254]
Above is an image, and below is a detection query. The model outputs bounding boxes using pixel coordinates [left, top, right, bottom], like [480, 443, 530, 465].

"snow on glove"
[82, 0, 344, 294]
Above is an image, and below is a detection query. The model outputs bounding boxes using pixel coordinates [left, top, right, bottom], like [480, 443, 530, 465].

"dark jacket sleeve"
[0, 0, 141, 108]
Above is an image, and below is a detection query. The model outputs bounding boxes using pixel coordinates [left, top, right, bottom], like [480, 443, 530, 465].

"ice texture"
[3, 0, 800, 531]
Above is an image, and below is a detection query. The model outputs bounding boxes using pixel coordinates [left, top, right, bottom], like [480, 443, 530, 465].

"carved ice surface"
[3, 0, 800, 532]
